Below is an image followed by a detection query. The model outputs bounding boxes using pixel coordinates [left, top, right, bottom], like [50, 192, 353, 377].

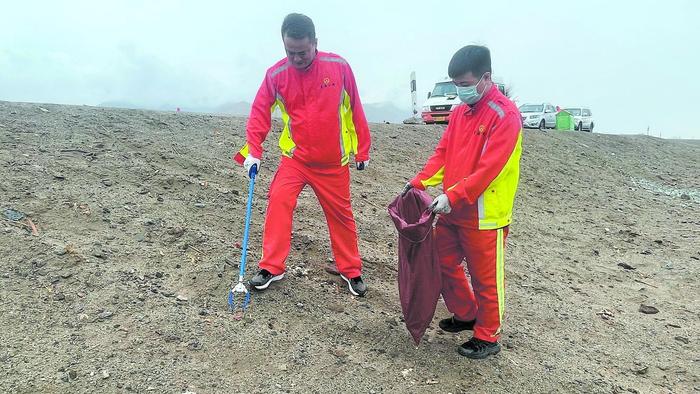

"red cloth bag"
[388, 189, 441, 344]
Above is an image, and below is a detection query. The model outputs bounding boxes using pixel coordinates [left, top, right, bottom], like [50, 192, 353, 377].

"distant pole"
[646, 126, 649, 136]
[410, 71, 418, 117]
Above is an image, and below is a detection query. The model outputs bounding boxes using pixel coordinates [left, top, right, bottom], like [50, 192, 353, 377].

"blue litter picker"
[228, 164, 258, 317]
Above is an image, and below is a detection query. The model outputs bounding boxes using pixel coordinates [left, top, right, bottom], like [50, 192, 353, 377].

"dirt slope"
[1, 101, 698, 393]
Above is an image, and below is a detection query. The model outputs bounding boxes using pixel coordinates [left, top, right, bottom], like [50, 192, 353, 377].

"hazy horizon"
[1, 0, 699, 139]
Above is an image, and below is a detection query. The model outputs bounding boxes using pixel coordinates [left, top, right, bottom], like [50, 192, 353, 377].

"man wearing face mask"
[233, 13, 371, 296]
[400, 45, 522, 359]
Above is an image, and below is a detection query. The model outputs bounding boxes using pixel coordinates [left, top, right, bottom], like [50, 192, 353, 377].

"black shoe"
[439, 316, 476, 333]
[340, 275, 367, 297]
[457, 337, 501, 359]
[249, 269, 284, 290]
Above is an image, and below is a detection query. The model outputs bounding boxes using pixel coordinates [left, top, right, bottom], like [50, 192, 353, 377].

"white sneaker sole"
[252, 273, 285, 290]
[340, 274, 362, 296]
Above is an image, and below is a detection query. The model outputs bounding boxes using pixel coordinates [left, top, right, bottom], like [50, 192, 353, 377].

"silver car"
[563, 107, 595, 132]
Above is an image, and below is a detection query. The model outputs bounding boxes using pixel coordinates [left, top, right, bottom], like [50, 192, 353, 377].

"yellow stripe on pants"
[496, 228, 505, 322]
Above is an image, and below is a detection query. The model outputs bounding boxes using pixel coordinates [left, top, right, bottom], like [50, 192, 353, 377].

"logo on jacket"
[321, 77, 336, 88]
[476, 124, 486, 135]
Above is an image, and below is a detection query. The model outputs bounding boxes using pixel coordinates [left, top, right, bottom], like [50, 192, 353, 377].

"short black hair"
[448, 45, 491, 79]
[281, 13, 316, 41]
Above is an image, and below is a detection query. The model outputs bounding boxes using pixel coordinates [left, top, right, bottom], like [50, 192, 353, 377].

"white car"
[563, 107, 595, 132]
[519, 103, 557, 129]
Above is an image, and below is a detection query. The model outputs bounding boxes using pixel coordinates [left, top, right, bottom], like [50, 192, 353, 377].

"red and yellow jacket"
[234, 51, 371, 167]
[410, 85, 522, 230]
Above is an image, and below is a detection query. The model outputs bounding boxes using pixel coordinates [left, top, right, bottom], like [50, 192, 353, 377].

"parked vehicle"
[519, 103, 557, 129]
[421, 78, 506, 124]
[563, 107, 594, 132]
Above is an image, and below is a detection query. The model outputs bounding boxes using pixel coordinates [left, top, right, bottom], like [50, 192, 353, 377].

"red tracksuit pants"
[258, 157, 362, 278]
[436, 218, 509, 342]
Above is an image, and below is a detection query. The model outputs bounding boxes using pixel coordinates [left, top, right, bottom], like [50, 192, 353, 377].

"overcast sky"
[1, 0, 699, 138]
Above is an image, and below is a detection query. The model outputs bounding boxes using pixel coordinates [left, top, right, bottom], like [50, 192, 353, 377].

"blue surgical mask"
[456, 74, 485, 105]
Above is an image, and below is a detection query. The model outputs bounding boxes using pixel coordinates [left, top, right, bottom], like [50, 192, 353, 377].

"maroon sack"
[387, 188, 441, 344]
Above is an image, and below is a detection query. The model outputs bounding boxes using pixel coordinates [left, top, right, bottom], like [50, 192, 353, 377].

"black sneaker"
[457, 337, 501, 359]
[249, 269, 284, 290]
[438, 316, 476, 333]
[340, 274, 367, 297]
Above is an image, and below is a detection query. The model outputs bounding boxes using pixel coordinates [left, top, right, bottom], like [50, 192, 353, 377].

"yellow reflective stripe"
[496, 228, 505, 322]
[338, 90, 356, 165]
[342, 91, 357, 151]
[421, 167, 445, 188]
[238, 143, 249, 158]
[275, 98, 296, 157]
[478, 131, 523, 230]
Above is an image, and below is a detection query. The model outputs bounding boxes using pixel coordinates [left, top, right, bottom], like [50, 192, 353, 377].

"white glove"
[429, 194, 452, 214]
[356, 159, 370, 170]
[243, 155, 260, 177]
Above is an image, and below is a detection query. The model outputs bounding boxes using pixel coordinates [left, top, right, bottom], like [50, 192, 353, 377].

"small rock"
[331, 348, 347, 358]
[188, 339, 203, 351]
[631, 365, 648, 375]
[134, 234, 145, 243]
[97, 311, 114, 320]
[278, 364, 288, 371]
[101, 370, 110, 379]
[194, 202, 206, 208]
[639, 304, 659, 314]
[68, 370, 77, 380]
[680, 193, 690, 200]
[53, 293, 66, 301]
[617, 262, 635, 270]
[674, 336, 689, 344]
[155, 272, 163, 278]
[176, 295, 188, 302]
[401, 368, 412, 378]
[101, 179, 112, 187]
[38, 107, 49, 112]
[640, 250, 652, 255]
[167, 227, 185, 237]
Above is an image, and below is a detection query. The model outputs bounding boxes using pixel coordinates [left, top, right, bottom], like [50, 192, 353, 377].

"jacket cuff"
[445, 189, 459, 206]
[410, 178, 426, 190]
[355, 153, 369, 162]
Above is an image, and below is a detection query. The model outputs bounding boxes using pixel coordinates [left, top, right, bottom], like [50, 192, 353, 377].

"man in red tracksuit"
[402, 45, 522, 358]
[234, 13, 371, 296]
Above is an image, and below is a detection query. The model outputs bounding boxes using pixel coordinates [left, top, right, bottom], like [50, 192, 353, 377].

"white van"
[421, 78, 506, 124]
